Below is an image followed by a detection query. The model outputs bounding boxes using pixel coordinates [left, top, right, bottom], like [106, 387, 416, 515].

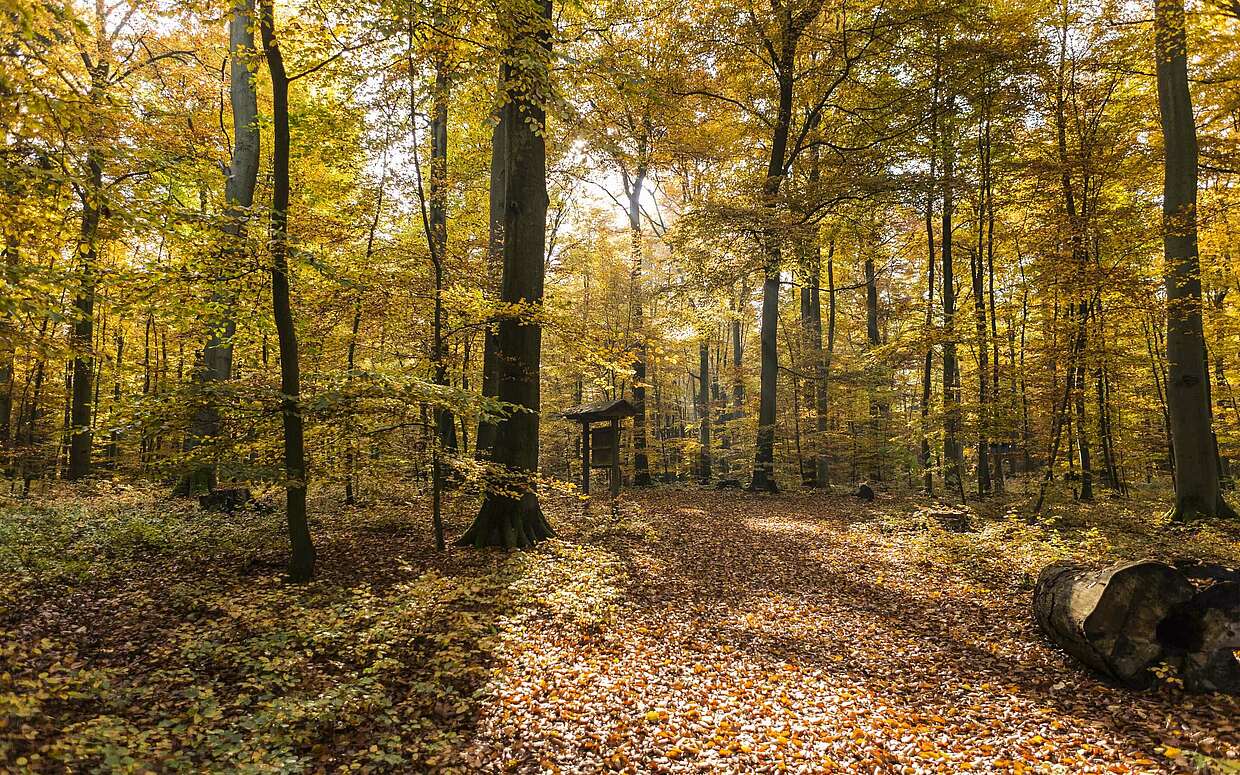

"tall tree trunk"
[941, 106, 965, 501]
[180, 0, 260, 495]
[627, 167, 652, 485]
[1156, 0, 1235, 519]
[750, 18, 808, 493]
[698, 335, 711, 482]
[973, 104, 992, 496]
[863, 244, 886, 481]
[458, 0, 555, 547]
[475, 75, 508, 460]
[921, 123, 938, 496]
[818, 239, 835, 486]
[429, 28, 457, 473]
[260, 0, 315, 581]
[67, 157, 101, 481]
[0, 237, 16, 461]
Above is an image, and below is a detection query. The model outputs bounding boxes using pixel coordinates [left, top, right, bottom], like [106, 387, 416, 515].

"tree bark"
[457, 0, 555, 548]
[1156, 0, 1236, 519]
[260, 0, 315, 581]
[627, 166, 652, 485]
[940, 106, 964, 501]
[180, 0, 260, 495]
[698, 336, 711, 483]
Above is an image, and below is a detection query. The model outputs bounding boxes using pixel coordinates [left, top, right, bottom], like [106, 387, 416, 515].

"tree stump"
[1034, 559, 1240, 693]
[199, 487, 252, 513]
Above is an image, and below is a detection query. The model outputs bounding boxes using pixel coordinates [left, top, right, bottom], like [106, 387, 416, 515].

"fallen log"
[1035, 559, 1240, 693]
[1033, 560, 1194, 688]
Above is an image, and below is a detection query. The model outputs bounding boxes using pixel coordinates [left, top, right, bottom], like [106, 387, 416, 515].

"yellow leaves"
[664, 746, 683, 758]
[644, 709, 665, 723]
[1160, 745, 1182, 758]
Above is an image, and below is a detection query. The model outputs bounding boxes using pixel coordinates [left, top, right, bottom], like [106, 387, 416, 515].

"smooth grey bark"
[1156, 0, 1236, 519]
[626, 165, 652, 485]
[180, 0, 260, 495]
[475, 74, 508, 460]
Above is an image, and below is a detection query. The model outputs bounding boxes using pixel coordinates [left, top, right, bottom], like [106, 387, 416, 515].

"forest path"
[459, 488, 1239, 774]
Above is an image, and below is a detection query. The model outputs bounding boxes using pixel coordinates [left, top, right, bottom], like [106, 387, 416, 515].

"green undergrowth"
[860, 485, 1240, 589]
[0, 486, 629, 773]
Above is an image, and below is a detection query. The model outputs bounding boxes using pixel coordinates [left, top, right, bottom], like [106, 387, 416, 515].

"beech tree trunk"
[1156, 0, 1236, 519]
[940, 106, 964, 501]
[628, 166, 652, 485]
[698, 336, 711, 482]
[260, 0, 315, 582]
[475, 80, 508, 460]
[458, 0, 555, 548]
[180, 0, 259, 495]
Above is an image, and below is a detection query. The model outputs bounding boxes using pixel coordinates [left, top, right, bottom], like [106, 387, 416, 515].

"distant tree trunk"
[732, 279, 746, 412]
[344, 296, 361, 506]
[698, 336, 711, 482]
[627, 165, 652, 485]
[260, 0, 315, 581]
[458, 0, 555, 547]
[921, 111, 938, 496]
[972, 103, 992, 496]
[107, 331, 122, 463]
[0, 237, 15, 460]
[818, 240, 835, 487]
[1156, 0, 1236, 519]
[180, 0, 260, 495]
[941, 106, 965, 501]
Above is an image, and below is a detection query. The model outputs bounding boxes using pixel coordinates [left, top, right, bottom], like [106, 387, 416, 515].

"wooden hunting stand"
[562, 399, 637, 497]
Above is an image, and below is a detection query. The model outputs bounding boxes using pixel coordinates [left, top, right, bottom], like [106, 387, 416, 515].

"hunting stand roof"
[560, 398, 637, 424]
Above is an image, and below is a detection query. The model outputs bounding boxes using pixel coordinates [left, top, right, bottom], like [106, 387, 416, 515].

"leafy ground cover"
[1, 482, 1238, 773]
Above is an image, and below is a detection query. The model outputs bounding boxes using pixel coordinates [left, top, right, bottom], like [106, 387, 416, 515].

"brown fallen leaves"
[2, 485, 1237, 773]
[458, 489, 1239, 774]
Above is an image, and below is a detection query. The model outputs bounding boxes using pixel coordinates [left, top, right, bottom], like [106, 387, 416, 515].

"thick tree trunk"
[180, 0, 260, 495]
[1156, 0, 1236, 520]
[751, 267, 781, 492]
[475, 92, 508, 460]
[260, 0, 315, 582]
[458, 0, 555, 548]
[67, 165, 101, 481]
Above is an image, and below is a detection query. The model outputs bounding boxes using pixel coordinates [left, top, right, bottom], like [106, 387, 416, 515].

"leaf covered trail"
[463, 489, 1238, 773]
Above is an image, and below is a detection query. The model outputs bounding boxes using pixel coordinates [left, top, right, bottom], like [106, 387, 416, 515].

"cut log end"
[1034, 559, 1240, 694]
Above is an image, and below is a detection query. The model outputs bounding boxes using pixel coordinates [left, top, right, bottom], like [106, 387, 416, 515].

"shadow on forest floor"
[2, 483, 1238, 773]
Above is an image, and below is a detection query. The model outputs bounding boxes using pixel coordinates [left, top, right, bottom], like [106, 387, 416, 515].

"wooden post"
[610, 417, 621, 497]
[581, 420, 591, 495]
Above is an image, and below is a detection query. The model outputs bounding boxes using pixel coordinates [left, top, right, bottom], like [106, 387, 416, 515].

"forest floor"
[1, 481, 1239, 774]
